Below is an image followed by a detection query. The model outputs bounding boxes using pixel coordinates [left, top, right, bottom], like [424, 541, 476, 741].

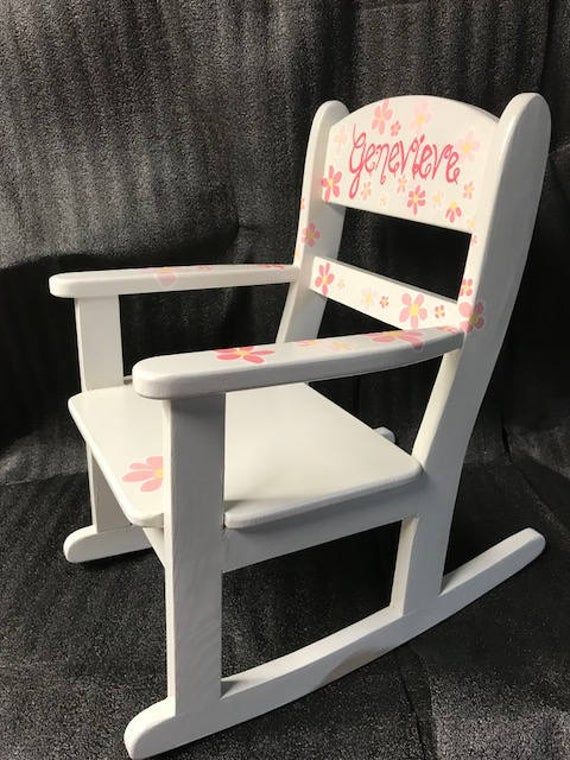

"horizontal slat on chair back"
[309, 256, 458, 329]
[322, 96, 497, 233]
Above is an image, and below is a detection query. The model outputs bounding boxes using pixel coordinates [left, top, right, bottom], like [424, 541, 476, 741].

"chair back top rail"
[322, 95, 497, 233]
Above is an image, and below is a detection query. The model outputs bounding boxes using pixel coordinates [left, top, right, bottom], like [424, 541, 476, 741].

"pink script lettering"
[348, 126, 461, 198]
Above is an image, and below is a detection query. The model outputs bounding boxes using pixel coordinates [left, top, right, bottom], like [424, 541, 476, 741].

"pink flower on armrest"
[122, 456, 163, 492]
[215, 346, 274, 364]
[370, 330, 424, 350]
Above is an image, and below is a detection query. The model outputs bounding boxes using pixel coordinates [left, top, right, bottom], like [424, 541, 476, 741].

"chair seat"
[69, 382, 422, 530]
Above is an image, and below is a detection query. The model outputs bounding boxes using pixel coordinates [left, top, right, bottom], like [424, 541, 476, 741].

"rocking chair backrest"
[277, 93, 550, 488]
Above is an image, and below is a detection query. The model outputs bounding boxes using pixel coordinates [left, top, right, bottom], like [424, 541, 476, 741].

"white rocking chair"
[49, 93, 550, 758]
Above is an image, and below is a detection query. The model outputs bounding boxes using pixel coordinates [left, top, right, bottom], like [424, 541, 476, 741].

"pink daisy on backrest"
[458, 301, 485, 332]
[445, 202, 462, 223]
[372, 100, 393, 134]
[399, 293, 427, 329]
[407, 185, 426, 215]
[321, 165, 342, 202]
[122, 456, 163, 492]
[314, 262, 335, 296]
[303, 222, 321, 247]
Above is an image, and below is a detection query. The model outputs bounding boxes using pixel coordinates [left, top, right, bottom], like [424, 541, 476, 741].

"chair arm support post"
[74, 296, 123, 390]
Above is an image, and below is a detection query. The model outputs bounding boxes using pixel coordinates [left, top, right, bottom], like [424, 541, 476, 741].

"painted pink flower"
[399, 293, 427, 329]
[360, 181, 371, 200]
[456, 131, 480, 161]
[260, 263, 286, 269]
[321, 165, 342, 202]
[407, 185, 426, 215]
[434, 304, 445, 319]
[445, 202, 462, 223]
[379, 295, 389, 308]
[314, 262, 334, 296]
[122, 456, 163, 492]
[460, 277, 473, 297]
[410, 101, 431, 133]
[390, 121, 401, 136]
[459, 301, 485, 332]
[152, 267, 179, 286]
[303, 222, 321, 247]
[215, 346, 274, 364]
[437, 325, 460, 334]
[296, 339, 318, 347]
[372, 100, 393, 134]
[397, 176, 407, 194]
[334, 125, 347, 151]
[370, 330, 424, 350]
[463, 181, 474, 199]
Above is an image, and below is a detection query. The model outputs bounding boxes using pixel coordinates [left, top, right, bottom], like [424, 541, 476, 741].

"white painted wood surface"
[276, 100, 348, 342]
[50, 263, 298, 298]
[51, 93, 551, 759]
[323, 95, 497, 232]
[132, 327, 462, 399]
[309, 255, 459, 328]
[69, 383, 421, 529]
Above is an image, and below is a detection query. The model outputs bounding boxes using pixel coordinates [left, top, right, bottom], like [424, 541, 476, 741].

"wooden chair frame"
[49, 93, 550, 758]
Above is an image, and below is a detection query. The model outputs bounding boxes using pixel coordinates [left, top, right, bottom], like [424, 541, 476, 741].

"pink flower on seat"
[459, 301, 485, 332]
[122, 456, 163, 492]
[370, 330, 425, 350]
[321, 165, 342, 202]
[399, 293, 427, 329]
[314, 262, 334, 296]
[215, 346, 274, 364]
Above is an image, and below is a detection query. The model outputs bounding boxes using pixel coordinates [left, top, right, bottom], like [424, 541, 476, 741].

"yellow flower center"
[153, 468, 163, 480]
[410, 303, 420, 317]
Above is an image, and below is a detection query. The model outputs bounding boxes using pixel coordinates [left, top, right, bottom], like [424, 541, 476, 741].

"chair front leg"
[125, 394, 226, 758]
[64, 296, 150, 562]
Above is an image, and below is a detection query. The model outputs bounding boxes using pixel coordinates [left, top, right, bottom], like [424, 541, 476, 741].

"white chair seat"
[69, 382, 422, 530]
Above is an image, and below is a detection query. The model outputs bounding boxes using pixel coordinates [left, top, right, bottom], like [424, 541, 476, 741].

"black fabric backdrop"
[0, 2, 569, 759]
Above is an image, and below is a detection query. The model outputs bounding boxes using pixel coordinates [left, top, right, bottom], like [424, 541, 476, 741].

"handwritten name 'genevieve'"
[348, 126, 461, 199]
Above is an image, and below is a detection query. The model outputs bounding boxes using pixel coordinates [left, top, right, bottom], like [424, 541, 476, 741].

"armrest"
[133, 327, 463, 399]
[49, 263, 298, 298]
